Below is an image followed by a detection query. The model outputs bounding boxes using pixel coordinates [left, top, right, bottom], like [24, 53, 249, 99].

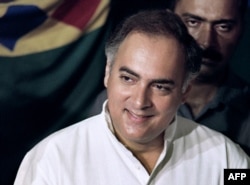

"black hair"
[105, 9, 201, 78]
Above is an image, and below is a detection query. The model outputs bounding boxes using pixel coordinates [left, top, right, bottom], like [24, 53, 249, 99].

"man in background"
[89, 0, 250, 156]
[171, 0, 250, 155]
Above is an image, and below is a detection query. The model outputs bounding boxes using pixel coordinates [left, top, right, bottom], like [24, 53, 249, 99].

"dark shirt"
[89, 72, 250, 156]
[179, 73, 250, 155]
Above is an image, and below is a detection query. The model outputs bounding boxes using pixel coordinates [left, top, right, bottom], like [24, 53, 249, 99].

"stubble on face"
[174, 0, 242, 83]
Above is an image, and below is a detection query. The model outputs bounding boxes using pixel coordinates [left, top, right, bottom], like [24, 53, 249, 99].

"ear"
[181, 84, 191, 103]
[104, 61, 111, 88]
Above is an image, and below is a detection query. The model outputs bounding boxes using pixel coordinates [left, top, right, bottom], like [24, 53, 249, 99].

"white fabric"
[14, 102, 250, 185]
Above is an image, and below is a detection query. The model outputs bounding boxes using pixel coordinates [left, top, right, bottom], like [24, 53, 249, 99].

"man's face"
[174, 0, 242, 82]
[104, 32, 188, 147]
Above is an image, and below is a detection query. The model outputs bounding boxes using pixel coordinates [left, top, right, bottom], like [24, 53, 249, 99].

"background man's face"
[174, 0, 242, 82]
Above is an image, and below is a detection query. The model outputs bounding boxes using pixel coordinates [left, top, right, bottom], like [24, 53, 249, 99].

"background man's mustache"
[202, 48, 222, 61]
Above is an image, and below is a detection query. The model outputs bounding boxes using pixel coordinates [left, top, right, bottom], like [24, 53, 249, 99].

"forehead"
[113, 32, 186, 79]
[175, 0, 241, 20]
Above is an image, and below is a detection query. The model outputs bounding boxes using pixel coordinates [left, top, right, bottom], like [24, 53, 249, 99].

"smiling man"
[104, 30, 189, 173]
[14, 10, 249, 185]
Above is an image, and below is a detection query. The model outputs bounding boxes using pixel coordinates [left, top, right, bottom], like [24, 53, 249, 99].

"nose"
[132, 85, 152, 110]
[196, 24, 217, 50]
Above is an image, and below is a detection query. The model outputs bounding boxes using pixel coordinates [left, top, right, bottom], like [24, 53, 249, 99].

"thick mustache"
[202, 48, 222, 61]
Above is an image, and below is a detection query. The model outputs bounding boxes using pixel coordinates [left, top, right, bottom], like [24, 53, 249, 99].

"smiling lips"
[125, 109, 153, 123]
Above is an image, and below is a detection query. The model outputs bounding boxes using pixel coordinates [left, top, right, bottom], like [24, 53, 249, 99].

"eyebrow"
[181, 13, 237, 25]
[119, 66, 140, 78]
[119, 66, 175, 86]
[181, 13, 205, 21]
[151, 79, 175, 87]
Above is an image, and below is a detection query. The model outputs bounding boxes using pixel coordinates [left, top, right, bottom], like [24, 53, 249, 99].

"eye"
[216, 23, 233, 32]
[185, 18, 200, 28]
[119, 75, 135, 84]
[152, 84, 171, 94]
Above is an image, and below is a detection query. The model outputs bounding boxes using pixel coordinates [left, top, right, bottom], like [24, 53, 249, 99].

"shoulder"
[49, 114, 104, 139]
[222, 72, 250, 105]
[25, 113, 105, 158]
[14, 113, 109, 183]
[176, 115, 238, 145]
[175, 116, 250, 167]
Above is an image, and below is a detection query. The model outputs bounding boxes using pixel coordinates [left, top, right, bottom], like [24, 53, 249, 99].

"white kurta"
[14, 103, 250, 185]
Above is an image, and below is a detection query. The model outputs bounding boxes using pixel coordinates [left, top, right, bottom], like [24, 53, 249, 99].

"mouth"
[201, 58, 218, 67]
[201, 48, 222, 67]
[125, 109, 153, 123]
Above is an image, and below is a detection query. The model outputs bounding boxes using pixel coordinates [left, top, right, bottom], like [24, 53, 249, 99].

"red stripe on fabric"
[51, 0, 100, 30]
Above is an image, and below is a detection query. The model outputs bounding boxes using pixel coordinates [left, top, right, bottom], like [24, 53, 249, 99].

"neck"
[185, 80, 219, 117]
[116, 132, 164, 174]
[184, 69, 228, 117]
[134, 146, 163, 174]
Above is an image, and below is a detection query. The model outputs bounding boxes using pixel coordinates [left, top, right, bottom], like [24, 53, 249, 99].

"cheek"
[223, 39, 238, 51]
[219, 40, 238, 62]
[108, 82, 127, 95]
[186, 28, 199, 40]
[154, 95, 182, 114]
[218, 30, 240, 50]
[107, 79, 129, 105]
